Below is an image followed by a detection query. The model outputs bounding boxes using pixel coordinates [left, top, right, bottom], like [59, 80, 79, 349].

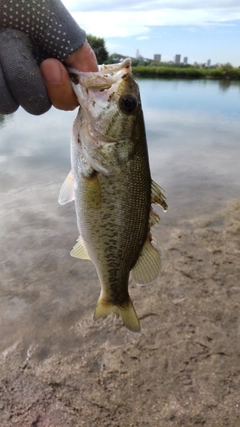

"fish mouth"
[69, 58, 133, 145]
[68, 58, 132, 92]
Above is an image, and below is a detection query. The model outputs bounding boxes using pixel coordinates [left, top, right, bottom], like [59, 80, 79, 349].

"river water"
[0, 78, 240, 352]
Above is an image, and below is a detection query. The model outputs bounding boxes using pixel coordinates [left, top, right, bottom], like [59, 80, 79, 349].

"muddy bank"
[1, 200, 240, 426]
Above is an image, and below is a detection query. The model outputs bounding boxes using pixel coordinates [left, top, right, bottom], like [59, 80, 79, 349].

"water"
[0, 79, 240, 353]
[141, 79, 240, 225]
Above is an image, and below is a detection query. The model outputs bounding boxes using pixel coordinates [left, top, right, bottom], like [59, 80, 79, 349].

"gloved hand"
[0, 0, 96, 115]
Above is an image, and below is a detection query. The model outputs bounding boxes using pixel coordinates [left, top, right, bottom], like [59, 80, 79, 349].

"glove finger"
[0, 0, 86, 62]
[0, 63, 19, 114]
[0, 28, 51, 115]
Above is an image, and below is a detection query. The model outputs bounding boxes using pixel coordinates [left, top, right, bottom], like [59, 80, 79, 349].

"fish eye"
[119, 94, 138, 115]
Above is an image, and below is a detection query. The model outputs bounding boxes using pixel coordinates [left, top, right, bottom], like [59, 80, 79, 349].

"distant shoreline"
[132, 65, 240, 80]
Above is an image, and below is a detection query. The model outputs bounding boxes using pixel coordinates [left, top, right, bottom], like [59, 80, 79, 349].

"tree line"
[87, 35, 240, 80]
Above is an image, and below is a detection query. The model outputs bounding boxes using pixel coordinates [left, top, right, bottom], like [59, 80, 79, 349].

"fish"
[58, 58, 167, 332]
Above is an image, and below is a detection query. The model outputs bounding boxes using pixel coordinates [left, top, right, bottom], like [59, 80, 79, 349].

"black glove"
[0, 0, 86, 115]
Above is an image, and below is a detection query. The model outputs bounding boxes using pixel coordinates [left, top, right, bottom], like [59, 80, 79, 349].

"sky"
[62, 1, 240, 66]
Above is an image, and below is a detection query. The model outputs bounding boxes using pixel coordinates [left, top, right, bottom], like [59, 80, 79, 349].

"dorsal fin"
[151, 180, 168, 211]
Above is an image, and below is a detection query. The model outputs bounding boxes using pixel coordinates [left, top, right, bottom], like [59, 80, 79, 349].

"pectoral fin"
[131, 239, 161, 286]
[70, 236, 91, 260]
[58, 170, 75, 205]
[151, 180, 168, 211]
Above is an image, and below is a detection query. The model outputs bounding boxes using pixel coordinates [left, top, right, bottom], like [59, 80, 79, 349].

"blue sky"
[62, 1, 240, 66]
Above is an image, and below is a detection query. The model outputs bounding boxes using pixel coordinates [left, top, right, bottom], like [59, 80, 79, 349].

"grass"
[132, 66, 240, 80]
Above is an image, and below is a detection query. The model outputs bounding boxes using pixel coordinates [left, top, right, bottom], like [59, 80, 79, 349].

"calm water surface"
[1, 78, 239, 220]
[0, 79, 240, 352]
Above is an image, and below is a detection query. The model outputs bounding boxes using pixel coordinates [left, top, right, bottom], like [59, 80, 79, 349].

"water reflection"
[218, 79, 232, 92]
[0, 114, 6, 127]
[0, 113, 14, 128]
[0, 79, 240, 353]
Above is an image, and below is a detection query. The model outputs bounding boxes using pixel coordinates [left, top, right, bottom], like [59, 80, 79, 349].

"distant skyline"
[62, 0, 240, 66]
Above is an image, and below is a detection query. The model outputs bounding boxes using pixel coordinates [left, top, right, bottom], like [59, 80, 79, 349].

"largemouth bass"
[59, 58, 167, 332]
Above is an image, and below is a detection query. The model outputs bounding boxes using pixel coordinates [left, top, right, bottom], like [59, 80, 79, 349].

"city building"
[207, 59, 211, 67]
[154, 54, 161, 62]
[183, 57, 188, 64]
[174, 54, 181, 64]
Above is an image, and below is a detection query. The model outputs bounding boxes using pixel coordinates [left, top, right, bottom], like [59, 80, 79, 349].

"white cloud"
[67, 8, 240, 39]
[137, 36, 150, 40]
[71, 11, 150, 38]
[63, 1, 240, 13]
[105, 41, 125, 52]
[61, 0, 240, 64]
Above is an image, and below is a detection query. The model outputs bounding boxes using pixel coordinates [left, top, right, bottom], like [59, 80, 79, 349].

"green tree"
[221, 62, 233, 70]
[220, 63, 234, 78]
[87, 34, 108, 64]
[108, 53, 127, 64]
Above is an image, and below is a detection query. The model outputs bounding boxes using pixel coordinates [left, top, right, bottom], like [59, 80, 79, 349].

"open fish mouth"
[68, 58, 132, 91]
[68, 58, 134, 114]
[68, 58, 140, 147]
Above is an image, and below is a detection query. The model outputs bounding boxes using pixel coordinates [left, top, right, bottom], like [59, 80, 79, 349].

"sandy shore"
[1, 199, 240, 426]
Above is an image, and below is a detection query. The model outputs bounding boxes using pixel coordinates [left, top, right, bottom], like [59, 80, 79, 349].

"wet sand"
[1, 192, 240, 426]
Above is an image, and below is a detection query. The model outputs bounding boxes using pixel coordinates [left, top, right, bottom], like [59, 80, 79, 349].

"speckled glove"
[0, 0, 86, 115]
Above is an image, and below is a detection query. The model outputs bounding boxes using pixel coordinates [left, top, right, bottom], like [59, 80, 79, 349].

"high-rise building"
[136, 49, 140, 59]
[154, 54, 161, 62]
[174, 54, 181, 63]
[207, 59, 211, 67]
[183, 57, 188, 64]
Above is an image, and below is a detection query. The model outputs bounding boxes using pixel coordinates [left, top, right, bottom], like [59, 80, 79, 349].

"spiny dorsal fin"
[58, 170, 75, 205]
[149, 207, 160, 227]
[151, 180, 168, 211]
[94, 296, 140, 332]
[131, 239, 161, 286]
[70, 236, 91, 260]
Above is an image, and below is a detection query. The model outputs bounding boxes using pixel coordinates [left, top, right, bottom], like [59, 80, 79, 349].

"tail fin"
[94, 296, 140, 332]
